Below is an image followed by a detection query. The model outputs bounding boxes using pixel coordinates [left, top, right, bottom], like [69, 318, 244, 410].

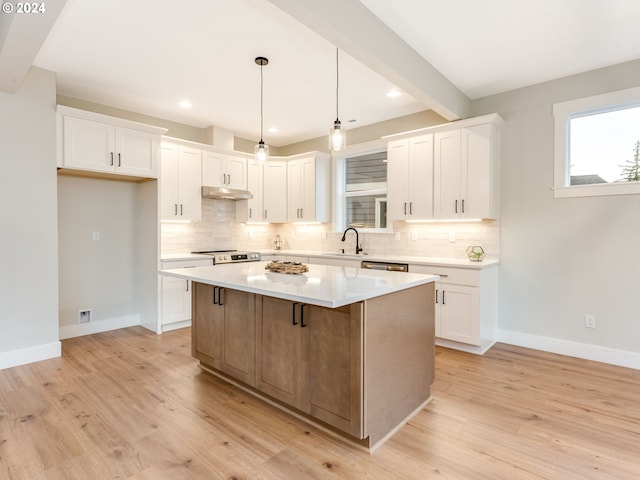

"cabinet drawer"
[409, 264, 479, 286]
[161, 259, 213, 269]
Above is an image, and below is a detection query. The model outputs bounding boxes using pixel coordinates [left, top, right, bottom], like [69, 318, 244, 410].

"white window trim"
[332, 139, 392, 233]
[553, 85, 640, 198]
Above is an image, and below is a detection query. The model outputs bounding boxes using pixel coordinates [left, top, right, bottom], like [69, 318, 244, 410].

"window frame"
[553, 86, 640, 198]
[333, 140, 392, 233]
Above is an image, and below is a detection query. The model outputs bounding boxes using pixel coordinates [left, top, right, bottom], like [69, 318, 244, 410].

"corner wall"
[472, 58, 640, 368]
[0, 67, 60, 369]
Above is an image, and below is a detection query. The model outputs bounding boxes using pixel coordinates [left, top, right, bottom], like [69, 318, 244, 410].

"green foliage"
[619, 141, 640, 182]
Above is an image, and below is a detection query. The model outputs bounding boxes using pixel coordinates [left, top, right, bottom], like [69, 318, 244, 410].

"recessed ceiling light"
[268, 127, 279, 133]
[178, 100, 192, 108]
[386, 89, 402, 98]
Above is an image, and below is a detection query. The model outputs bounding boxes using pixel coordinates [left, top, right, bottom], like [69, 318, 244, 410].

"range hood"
[201, 186, 253, 200]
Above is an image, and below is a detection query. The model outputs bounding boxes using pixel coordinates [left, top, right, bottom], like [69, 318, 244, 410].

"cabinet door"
[255, 296, 305, 409]
[439, 284, 479, 345]
[225, 155, 247, 190]
[192, 282, 222, 367]
[219, 288, 256, 386]
[63, 116, 115, 173]
[300, 157, 316, 221]
[263, 161, 288, 222]
[409, 134, 434, 219]
[160, 143, 180, 221]
[115, 127, 158, 177]
[461, 124, 492, 219]
[161, 276, 191, 325]
[245, 160, 264, 222]
[202, 151, 225, 187]
[305, 303, 363, 438]
[386, 139, 410, 220]
[177, 146, 202, 221]
[287, 160, 303, 221]
[434, 129, 461, 218]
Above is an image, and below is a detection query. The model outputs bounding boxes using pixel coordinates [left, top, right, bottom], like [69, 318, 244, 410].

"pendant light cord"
[260, 62, 264, 142]
[335, 48, 339, 121]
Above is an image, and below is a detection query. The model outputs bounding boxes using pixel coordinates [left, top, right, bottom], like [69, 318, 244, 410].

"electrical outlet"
[449, 231, 456, 243]
[411, 231, 418, 241]
[79, 309, 92, 323]
[585, 314, 596, 328]
[92, 231, 100, 241]
[394, 232, 401, 241]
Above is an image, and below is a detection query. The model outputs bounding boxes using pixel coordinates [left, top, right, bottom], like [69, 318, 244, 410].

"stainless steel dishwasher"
[360, 260, 409, 272]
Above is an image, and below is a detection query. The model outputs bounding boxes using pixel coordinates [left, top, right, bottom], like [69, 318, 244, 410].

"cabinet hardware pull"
[218, 287, 224, 306]
[118, 153, 121, 167]
[442, 290, 446, 305]
[249, 208, 252, 219]
[174, 204, 178, 215]
[180, 204, 183, 216]
[462, 199, 465, 213]
[435, 289, 439, 304]
[404, 202, 407, 215]
[300, 208, 303, 218]
[110, 152, 114, 166]
[264, 209, 267, 219]
[185, 280, 189, 292]
[292, 302, 299, 325]
[300, 304, 306, 328]
[213, 286, 218, 305]
[455, 200, 458, 213]
[410, 202, 413, 215]
[228, 174, 231, 185]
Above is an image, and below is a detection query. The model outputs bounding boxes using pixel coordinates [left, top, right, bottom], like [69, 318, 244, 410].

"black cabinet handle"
[118, 153, 121, 167]
[462, 199, 465, 213]
[185, 280, 189, 292]
[404, 202, 407, 215]
[300, 304, 306, 328]
[410, 202, 413, 214]
[455, 199, 458, 213]
[442, 290, 446, 305]
[435, 289, 439, 304]
[212, 286, 218, 305]
[292, 302, 299, 326]
[110, 152, 114, 166]
[218, 287, 224, 306]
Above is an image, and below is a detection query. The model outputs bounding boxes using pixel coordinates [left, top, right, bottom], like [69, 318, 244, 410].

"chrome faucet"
[341, 227, 363, 255]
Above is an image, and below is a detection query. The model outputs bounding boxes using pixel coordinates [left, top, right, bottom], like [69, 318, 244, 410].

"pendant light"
[255, 56, 269, 163]
[329, 48, 346, 152]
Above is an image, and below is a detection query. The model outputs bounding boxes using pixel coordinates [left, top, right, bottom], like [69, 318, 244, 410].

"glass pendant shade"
[329, 119, 346, 151]
[255, 139, 269, 164]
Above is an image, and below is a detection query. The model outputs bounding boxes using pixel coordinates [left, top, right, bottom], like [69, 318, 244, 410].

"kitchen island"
[161, 261, 438, 451]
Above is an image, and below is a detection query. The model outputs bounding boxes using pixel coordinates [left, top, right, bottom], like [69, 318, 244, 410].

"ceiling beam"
[0, 0, 67, 93]
[267, 0, 470, 120]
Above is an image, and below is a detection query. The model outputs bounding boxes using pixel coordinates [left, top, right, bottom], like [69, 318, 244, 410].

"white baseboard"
[162, 319, 191, 333]
[498, 329, 640, 370]
[59, 315, 140, 340]
[0, 341, 61, 370]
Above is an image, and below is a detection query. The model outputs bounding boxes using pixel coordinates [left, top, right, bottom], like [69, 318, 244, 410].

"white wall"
[472, 59, 640, 367]
[0, 67, 60, 368]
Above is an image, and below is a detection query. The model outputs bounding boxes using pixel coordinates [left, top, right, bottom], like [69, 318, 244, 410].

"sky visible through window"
[569, 105, 640, 183]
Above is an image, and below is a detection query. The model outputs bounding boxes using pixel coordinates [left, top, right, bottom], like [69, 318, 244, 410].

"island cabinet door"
[255, 296, 305, 409]
[191, 282, 222, 367]
[305, 303, 364, 439]
[219, 288, 256, 387]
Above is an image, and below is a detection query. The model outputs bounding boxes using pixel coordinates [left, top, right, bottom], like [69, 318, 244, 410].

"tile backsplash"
[161, 199, 499, 259]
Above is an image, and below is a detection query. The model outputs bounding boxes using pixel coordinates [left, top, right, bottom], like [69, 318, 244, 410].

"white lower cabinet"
[160, 258, 213, 331]
[409, 263, 497, 354]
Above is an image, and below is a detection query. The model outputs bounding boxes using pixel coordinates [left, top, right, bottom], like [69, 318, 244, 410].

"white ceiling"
[27, 0, 640, 147]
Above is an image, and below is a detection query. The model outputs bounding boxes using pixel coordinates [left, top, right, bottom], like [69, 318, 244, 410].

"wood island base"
[191, 281, 435, 452]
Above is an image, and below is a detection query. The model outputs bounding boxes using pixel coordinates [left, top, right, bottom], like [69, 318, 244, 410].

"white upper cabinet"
[58, 106, 165, 179]
[385, 113, 502, 221]
[287, 154, 330, 223]
[202, 151, 247, 190]
[160, 142, 202, 222]
[237, 159, 289, 223]
[434, 121, 500, 220]
[387, 134, 434, 220]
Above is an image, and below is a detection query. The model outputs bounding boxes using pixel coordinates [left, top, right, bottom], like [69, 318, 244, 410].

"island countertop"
[161, 261, 438, 308]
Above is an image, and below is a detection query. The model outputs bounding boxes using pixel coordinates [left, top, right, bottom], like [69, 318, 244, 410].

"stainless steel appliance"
[191, 249, 261, 264]
[360, 260, 409, 272]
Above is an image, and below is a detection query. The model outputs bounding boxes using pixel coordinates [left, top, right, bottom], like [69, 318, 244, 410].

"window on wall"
[343, 150, 388, 230]
[553, 86, 640, 198]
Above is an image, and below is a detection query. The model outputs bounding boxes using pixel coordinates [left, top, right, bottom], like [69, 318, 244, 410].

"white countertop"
[160, 261, 438, 308]
[261, 249, 499, 269]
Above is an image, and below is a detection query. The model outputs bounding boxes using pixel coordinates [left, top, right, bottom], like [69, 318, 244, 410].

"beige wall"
[0, 67, 60, 366]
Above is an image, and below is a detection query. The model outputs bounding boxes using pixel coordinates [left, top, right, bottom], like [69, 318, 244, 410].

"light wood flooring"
[1, 326, 639, 479]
